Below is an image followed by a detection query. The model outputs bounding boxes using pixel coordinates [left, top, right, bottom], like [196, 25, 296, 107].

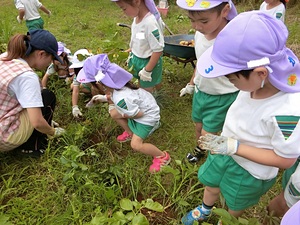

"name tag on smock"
[136, 32, 145, 39]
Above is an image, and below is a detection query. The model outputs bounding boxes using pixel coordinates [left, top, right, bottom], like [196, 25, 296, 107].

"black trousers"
[19, 89, 56, 151]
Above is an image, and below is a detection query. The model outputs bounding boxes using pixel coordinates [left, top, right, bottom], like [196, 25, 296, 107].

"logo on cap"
[287, 74, 297, 86]
[186, 0, 196, 7]
[200, 1, 211, 8]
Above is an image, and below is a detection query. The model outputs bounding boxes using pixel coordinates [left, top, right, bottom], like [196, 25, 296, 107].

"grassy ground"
[1, 0, 300, 224]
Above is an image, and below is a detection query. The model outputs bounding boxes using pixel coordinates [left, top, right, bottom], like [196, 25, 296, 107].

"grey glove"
[198, 134, 239, 155]
[179, 83, 195, 97]
[72, 105, 83, 118]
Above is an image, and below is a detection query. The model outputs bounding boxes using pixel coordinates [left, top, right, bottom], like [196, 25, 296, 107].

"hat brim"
[197, 46, 240, 78]
[76, 68, 95, 83]
[176, 0, 222, 11]
[69, 61, 84, 69]
[53, 53, 63, 64]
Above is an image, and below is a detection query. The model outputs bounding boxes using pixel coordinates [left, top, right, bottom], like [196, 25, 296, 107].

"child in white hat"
[77, 54, 170, 173]
[182, 11, 300, 224]
[176, 0, 239, 163]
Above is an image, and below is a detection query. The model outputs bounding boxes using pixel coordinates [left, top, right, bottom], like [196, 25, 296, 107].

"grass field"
[1, 0, 300, 224]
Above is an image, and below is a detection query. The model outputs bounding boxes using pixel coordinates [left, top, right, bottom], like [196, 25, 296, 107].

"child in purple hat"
[41, 42, 74, 89]
[77, 54, 171, 173]
[111, 0, 164, 93]
[181, 11, 300, 224]
[176, 0, 239, 163]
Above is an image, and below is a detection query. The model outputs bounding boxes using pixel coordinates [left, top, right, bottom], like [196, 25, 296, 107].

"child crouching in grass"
[77, 54, 170, 173]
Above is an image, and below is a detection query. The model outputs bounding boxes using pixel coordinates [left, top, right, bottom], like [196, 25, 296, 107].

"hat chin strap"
[95, 70, 105, 82]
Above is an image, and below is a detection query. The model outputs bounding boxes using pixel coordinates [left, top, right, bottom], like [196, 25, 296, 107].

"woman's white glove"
[138, 67, 152, 82]
[72, 105, 82, 118]
[198, 134, 239, 156]
[180, 83, 195, 97]
[86, 95, 108, 108]
[54, 127, 65, 137]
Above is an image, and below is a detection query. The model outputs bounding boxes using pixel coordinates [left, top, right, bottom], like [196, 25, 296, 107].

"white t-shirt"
[194, 31, 238, 95]
[222, 91, 300, 180]
[259, 2, 286, 22]
[9, 71, 43, 108]
[130, 13, 164, 58]
[111, 87, 160, 126]
[15, 0, 43, 21]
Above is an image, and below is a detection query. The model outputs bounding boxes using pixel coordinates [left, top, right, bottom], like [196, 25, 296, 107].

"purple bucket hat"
[281, 200, 300, 225]
[57, 42, 65, 56]
[176, 0, 237, 20]
[197, 10, 300, 93]
[76, 54, 133, 89]
[111, 0, 161, 20]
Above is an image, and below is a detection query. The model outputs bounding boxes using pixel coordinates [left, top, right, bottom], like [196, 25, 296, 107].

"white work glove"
[198, 134, 239, 156]
[138, 67, 152, 82]
[51, 120, 59, 127]
[180, 83, 195, 97]
[72, 105, 83, 118]
[48, 127, 65, 139]
[86, 95, 108, 108]
[54, 127, 65, 137]
[48, 11, 52, 17]
[16, 15, 22, 23]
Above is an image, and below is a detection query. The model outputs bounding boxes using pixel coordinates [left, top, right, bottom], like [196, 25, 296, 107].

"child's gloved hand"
[138, 67, 152, 82]
[48, 11, 52, 17]
[198, 134, 239, 156]
[179, 83, 195, 97]
[72, 105, 83, 118]
[86, 95, 108, 108]
[16, 16, 22, 23]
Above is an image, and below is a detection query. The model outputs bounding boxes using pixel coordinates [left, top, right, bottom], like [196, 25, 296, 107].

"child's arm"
[199, 134, 297, 169]
[40, 5, 51, 17]
[144, 52, 162, 72]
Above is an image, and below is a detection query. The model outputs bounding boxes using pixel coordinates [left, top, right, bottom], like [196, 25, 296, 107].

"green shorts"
[128, 53, 162, 88]
[26, 18, 44, 30]
[191, 88, 238, 133]
[282, 159, 300, 189]
[198, 153, 276, 211]
[128, 119, 157, 139]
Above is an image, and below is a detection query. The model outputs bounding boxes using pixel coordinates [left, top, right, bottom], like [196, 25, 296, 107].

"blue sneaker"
[181, 205, 210, 225]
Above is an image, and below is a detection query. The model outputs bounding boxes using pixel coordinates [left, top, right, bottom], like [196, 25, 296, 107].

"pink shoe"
[117, 131, 132, 143]
[149, 151, 171, 173]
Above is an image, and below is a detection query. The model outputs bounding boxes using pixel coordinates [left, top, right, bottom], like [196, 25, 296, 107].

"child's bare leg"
[228, 209, 245, 218]
[109, 108, 132, 135]
[203, 186, 220, 206]
[267, 191, 289, 217]
[130, 135, 164, 157]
